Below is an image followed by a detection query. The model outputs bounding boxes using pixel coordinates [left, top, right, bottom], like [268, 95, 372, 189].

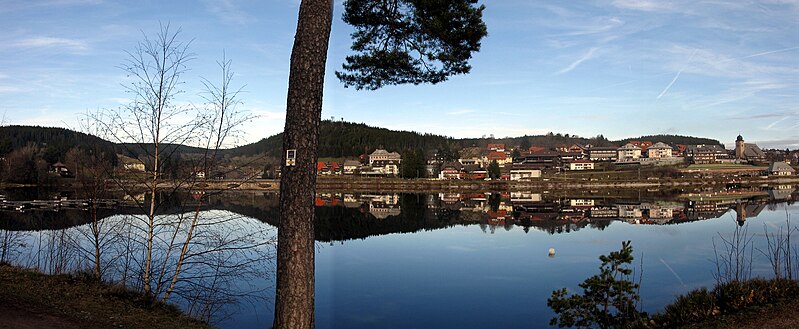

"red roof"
[328, 162, 340, 171]
[528, 146, 546, 152]
[488, 151, 507, 160]
[316, 162, 327, 171]
[629, 141, 653, 149]
[487, 143, 505, 150]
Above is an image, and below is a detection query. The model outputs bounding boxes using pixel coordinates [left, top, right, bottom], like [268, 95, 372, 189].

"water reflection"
[0, 190, 275, 325]
[0, 185, 797, 328]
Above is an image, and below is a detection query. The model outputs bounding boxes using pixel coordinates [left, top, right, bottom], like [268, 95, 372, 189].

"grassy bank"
[0, 263, 213, 329]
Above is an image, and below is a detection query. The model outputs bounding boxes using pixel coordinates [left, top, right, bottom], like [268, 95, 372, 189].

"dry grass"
[0, 264, 214, 329]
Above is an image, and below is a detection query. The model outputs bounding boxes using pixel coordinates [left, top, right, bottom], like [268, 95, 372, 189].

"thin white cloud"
[562, 17, 625, 36]
[765, 116, 789, 130]
[656, 70, 683, 100]
[657, 49, 697, 100]
[203, 0, 254, 24]
[0, 86, 25, 93]
[447, 109, 477, 116]
[556, 47, 599, 75]
[611, 0, 674, 12]
[12, 37, 89, 52]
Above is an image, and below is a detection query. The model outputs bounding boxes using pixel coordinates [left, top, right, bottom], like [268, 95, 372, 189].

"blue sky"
[2, 0, 798, 149]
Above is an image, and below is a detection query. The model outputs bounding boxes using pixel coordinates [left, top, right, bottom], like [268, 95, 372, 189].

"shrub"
[655, 288, 718, 326]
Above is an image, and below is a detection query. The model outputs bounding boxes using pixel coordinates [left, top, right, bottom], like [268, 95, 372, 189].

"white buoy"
[548, 248, 556, 257]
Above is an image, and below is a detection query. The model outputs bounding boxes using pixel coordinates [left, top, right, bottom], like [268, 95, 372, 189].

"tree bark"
[273, 1, 333, 328]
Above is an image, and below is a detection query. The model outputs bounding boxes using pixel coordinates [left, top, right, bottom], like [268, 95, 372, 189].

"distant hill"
[228, 120, 455, 158]
[0, 124, 724, 163]
[614, 135, 722, 148]
[0, 125, 117, 163]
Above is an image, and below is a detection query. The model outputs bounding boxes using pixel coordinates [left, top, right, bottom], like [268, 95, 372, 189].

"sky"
[1, 0, 798, 149]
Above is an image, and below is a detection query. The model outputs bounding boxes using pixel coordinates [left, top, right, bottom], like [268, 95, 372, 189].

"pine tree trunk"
[273, 0, 333, 328]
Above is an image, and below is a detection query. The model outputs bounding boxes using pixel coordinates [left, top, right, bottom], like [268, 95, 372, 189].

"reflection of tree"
[7, 210, 274, 324]
[314, 194, 465, 242]
[0, 229, 27, 264]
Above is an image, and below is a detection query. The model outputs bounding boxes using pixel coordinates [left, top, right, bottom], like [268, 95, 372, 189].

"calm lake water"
[1, 187, 798, 328]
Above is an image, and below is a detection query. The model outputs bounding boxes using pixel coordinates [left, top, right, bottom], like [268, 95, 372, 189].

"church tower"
[735, 134, 745, 159]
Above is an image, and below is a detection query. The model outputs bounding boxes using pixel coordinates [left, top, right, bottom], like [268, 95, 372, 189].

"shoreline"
[7, 175, 798, 194]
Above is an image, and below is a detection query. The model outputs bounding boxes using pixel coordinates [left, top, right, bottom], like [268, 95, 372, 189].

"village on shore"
[313, 134, 798, 180]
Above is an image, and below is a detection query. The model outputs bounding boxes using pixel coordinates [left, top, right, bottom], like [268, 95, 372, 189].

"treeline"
[0, 125, 724, 177]
[455, 133, 614, 150]
[228, 120, 455, 158]
[454, 133, 721, 150]
[0, 125, 116, 163]
[615, 134, 722, 147]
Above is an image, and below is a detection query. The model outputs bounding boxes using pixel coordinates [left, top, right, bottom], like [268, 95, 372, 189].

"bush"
[655, 288, 718, 326]
[655, 278, 799, 327]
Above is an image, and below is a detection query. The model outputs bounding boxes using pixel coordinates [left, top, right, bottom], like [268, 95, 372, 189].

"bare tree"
[86, 23, 270, 313]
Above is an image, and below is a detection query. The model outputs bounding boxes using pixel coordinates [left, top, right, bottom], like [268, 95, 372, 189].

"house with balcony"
[617, 144, 642, 161]
[567, 159, 595, 171]
[515, 150, 561, 170]
[487, 143, 506, 152]
[646, 142, 673, 158]
[317, 162, 330, 175]
[485, 151, 512, 165]
[343, 160, 360, 174]
[118, 154, 146, 172]
[369, 149, 402, 165]
[767, 162, 796, 176]
[439, 162, 464, 180]
[686, 144, 729, 164]
[369, 149, 402, 176]
[510, 165, 542, 180]
[588, 147, 618, 162]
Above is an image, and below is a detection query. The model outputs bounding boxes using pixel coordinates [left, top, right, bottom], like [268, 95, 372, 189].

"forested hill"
[615, 135, 722, 147]
[228, 120, 455, 158]
[0, 125, 116, 163]
[0, 124, 723, 162]
[452, 134, 722, 151]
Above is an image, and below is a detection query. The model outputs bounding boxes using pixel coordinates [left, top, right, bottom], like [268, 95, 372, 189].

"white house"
[617, 143, 642, 161]
[510, 169, 541, 180]
[568, 160, 595, 171]
[767, 162, 796, 176]
[646, 142, 673, 158]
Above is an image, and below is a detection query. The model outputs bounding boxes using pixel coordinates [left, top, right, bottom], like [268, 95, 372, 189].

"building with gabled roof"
[617, 143, 642, 161]
[646, 142, 673, 158]
[735, 135, 766, 163]
[767, 162, 795, 176]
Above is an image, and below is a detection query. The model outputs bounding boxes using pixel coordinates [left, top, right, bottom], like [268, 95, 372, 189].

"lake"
[1, 187, 797, 328]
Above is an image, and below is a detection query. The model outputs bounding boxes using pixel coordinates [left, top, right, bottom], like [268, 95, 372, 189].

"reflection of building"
[589, 206, 618, 218]
[734, 202, 767, 226]
[768, 187, 794, 201]
[569, 199, 595, 207]
[617, 204, 643, 218]
[510, 191, 541, 203]
[510, 168, 541, 180]
[369, 203, 401, 219]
